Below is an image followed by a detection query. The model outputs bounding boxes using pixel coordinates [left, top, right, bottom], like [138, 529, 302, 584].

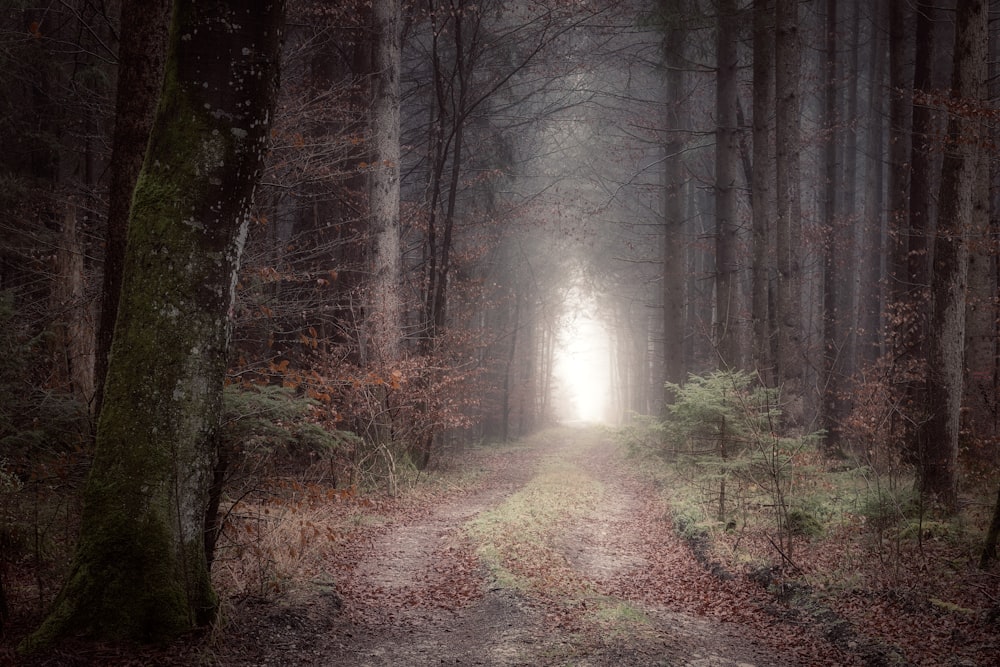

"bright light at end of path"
[555, 313, 610, 423]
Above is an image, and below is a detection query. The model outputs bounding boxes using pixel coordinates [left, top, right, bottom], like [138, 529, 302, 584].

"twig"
[765, 532, 803, 574]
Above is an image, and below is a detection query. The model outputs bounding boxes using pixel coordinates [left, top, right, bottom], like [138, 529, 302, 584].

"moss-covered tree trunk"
[22, 0, 285, 650]
[93, 0, 172, 417]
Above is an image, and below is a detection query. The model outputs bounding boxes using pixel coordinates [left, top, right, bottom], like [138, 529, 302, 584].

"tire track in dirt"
[216, 427, 856, 666]
[317, 441, 550, 666]
[556, 437, 811, 666]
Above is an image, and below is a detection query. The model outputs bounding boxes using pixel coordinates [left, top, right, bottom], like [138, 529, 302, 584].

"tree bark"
[714, 0, 739, 371]
[774, 0, 803, 390]
[886, 0, 912, 310]
[93, 0, 172, 418]
[906, 0, 941, 320]
[962, 13, 1000, 465]
[839, 0, 859, 375]
[858, 0, 887, 365]
[662, 0, 688, 399]
[963, 160, 996, 460]
[919, 0, 986, 512]
[364, 0, 402, 446]
[981, 483, 1000, 568]
[50, 200, 95, 407]
[22, 0, 285, 649]
[751, 0, 775, 385]
[820, 0, 840, 446]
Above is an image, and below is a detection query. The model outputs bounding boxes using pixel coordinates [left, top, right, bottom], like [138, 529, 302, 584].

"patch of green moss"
[785, 507, 824, 538]
[592, 600, 651, 628]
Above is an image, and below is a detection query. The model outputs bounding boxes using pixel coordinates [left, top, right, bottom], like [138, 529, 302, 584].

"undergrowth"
[211, 484, 357, 598]
[618, 373, 1000, 660]
[616, 371, 997, 583]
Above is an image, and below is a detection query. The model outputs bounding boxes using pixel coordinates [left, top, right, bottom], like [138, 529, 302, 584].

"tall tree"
[774, 0, 803, 391]
[22, 0, 285, 649]
[820, 0, 841, 446]
[919, 0, 987, 512]
[366, 0, 402, 364]
[751, 0, 775, 384]
[714, 0, 739, 370]
[661, 0, 688, 398]
[857, 0, 887, 365]
[886, 0, 912, 311]
[962, 4, 1000, 466]
[963, 161, 996, 458]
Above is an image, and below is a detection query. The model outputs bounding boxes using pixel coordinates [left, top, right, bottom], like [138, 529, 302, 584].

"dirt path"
[217, 427, 854, 666]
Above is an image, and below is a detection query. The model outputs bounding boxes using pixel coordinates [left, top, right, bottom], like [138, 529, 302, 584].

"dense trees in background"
[2, 0, 1000, 648]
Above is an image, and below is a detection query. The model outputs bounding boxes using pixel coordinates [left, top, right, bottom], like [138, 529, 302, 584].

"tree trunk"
[919, 0, 986, 512]
[894, 2, 944, 464]
[22, 0, 285, 650]
[365, 0, 402, 443]
[714, 0, 739, 371]
[980, 483, 1000, 568]
[367, 0, 401, 363]
[93, 0, 172, 417]
[774, 0, 803, 391]
[963, 160, 997, 461]
[962, 14, 1000, 464]
[50, 200, 96, 407]
[751, 0, 775, 385]
[886, 0, 912, 310]
[839, 0, 859, 377]
[662, 0, 688, 399]
[906, 0, 942, 322]
[820, 0, 840, 447]
[858, 0, 887, 365]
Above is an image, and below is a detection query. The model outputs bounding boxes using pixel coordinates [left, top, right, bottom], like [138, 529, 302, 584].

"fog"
[555, 295, 612, 423]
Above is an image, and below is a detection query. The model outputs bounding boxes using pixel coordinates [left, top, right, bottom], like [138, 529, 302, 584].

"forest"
[1, 0, 999, 664]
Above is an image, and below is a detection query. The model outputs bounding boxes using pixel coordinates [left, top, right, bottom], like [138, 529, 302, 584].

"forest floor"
[7, 425, 998, 665]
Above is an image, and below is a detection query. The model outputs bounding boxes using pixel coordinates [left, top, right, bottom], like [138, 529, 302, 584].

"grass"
[463, 427, 663, 634]
[465, 455, 604, 596]
[592, 600, 651, 628]
[211, 497, 345, 597]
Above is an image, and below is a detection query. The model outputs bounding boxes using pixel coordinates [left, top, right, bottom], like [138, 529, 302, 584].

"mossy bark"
[21, 0, 284, 651]
[94, 0, 172, 417]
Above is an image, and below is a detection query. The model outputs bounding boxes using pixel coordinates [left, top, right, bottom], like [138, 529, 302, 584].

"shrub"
[621, 370, 824, 563]
[221, 383, 358, 462]
[663, 370, 781, 458]
[858, 486, 917, 533]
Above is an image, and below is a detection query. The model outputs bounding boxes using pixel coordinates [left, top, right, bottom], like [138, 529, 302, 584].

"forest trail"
[217, 426, 855, 666]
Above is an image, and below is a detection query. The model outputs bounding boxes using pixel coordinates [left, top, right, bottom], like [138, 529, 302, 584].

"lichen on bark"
[21, 0, 284, 652]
